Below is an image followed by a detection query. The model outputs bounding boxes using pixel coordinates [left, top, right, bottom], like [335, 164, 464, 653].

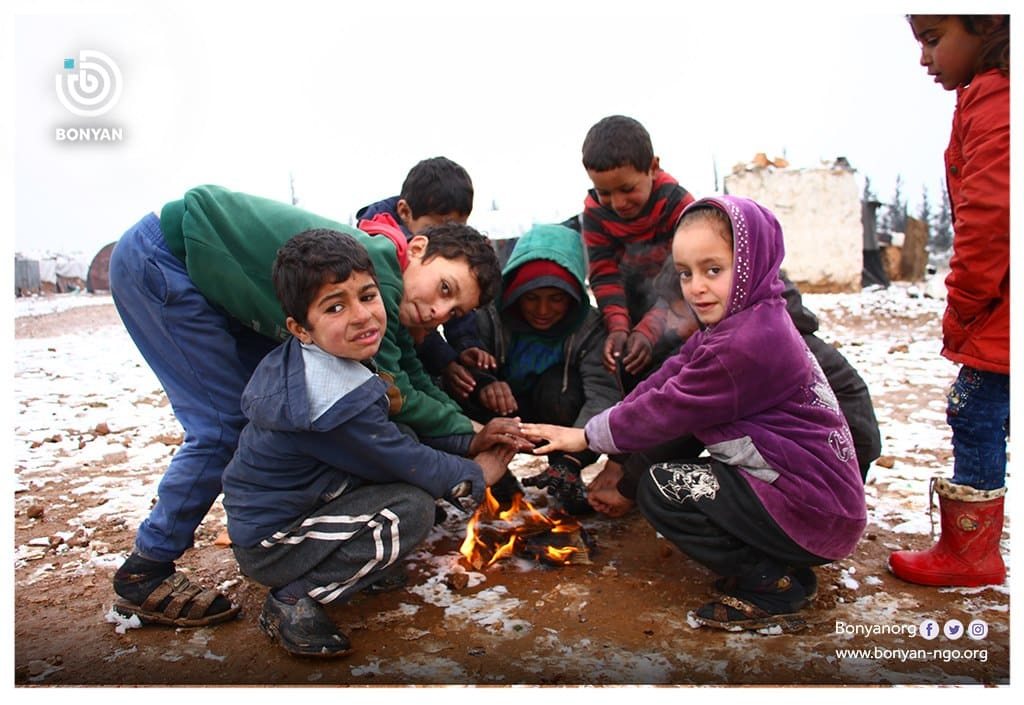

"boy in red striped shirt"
[581, 115, 697, 390]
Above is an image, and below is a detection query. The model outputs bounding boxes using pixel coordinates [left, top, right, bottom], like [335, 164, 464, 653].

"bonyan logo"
[56, 50, 122, 118]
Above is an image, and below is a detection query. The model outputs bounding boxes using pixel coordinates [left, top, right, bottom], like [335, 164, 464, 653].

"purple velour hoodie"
[585, 195, 866, 560]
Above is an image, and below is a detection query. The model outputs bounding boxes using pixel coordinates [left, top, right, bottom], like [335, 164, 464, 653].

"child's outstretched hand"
[520, 423, 588, 454]
[468, 416, 533, 455]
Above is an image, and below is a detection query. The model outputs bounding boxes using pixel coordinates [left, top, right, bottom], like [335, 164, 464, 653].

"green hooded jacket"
[460, 223, 621, 432]
[159, 184, 473, 441]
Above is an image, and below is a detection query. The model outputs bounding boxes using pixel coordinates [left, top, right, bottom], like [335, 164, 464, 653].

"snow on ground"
[10, 284, 1013, 653]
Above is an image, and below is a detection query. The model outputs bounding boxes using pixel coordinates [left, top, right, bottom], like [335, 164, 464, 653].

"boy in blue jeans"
[357, 156, 492, 400]
[222, 229, 514, 657]
[109, 185, 529, 628]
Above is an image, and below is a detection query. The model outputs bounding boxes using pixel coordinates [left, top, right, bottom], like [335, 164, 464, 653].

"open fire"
[459, 487, 593, 569]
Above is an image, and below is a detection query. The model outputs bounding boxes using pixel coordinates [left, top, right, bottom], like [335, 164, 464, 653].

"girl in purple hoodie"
[523, 195, 866, 632]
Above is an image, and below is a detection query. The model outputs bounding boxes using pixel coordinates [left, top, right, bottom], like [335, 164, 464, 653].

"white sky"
[5, 0, 1014, 260]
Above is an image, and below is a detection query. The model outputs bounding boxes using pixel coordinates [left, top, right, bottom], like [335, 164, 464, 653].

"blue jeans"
[947, 366, 1010, 491]
[109, 213, 279, 562]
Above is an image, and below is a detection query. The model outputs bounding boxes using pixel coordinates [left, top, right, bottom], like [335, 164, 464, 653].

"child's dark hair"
[418, 222, 501, 308]
[910, 15, 1010, 75]
[273, 228, 377, 329]
[400, 156, 474, 218]
[962, 15, 1009, 75]
[582, 115, 654, 173]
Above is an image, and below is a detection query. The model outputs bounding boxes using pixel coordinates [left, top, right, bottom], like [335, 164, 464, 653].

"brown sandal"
[114, 571, 240, 627]
[694, 594, 806, 633]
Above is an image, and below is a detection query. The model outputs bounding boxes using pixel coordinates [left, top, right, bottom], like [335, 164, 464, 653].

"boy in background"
[110, 185, 529, 629]
[581, 115, 696, 388]
[356, 156, 493, 405]
[222, 229, 514, 657]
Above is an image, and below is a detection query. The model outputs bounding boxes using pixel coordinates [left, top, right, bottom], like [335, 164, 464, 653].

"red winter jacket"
[942, 69, 1010, 374]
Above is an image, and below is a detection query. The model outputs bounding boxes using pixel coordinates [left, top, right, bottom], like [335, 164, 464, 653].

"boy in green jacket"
[109, 185, 530, 628]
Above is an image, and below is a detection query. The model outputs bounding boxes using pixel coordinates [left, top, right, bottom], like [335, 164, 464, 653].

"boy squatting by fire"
[221, 229, 516, 657]
[523, 195, 867, 631]
[109, 185, 530, 629]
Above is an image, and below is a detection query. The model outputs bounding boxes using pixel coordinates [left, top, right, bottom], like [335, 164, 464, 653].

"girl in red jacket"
[889, 15, 1010, 587]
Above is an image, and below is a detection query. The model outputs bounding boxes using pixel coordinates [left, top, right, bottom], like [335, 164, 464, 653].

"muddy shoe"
[259, 593, 353, 658]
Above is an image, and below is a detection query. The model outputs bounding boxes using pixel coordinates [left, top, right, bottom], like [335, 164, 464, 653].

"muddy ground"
[12, 298, 1011, 689]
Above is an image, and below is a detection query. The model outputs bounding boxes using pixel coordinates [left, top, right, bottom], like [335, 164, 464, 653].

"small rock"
[874, 455, 896, 469]
[102, 450, 129, 465]
[26, 504, 44, 519]
[94, 422, 111, 435]
[659, 543, 674, 558]
[66, 532, 90, 548]
[888, 343, 909, 354]
[446, 573, 470, 591]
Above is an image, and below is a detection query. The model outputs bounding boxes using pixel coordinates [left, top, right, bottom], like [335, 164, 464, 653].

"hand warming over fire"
[520, 423, 588, 454]
[473, 444, 518, 486]
[468, 416, 533, 455]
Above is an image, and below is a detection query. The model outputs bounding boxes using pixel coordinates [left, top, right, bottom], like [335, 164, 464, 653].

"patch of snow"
[15, 292, 115, 317]
[105, 606, 142, 634]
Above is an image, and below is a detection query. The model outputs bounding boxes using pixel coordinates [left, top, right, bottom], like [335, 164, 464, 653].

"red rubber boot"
[888, 478, 1006, 587]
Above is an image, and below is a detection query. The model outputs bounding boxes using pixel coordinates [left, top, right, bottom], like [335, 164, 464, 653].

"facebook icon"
[920, 618, 940, 640]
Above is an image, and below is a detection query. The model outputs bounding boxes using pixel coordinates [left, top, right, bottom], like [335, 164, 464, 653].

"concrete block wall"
[723, 167, 862, 292]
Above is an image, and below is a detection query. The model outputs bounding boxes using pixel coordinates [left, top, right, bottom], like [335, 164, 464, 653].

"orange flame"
[459, 486, 589, 569]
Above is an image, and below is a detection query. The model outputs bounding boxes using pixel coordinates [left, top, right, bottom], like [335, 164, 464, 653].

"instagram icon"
[967, 619, 989, 640]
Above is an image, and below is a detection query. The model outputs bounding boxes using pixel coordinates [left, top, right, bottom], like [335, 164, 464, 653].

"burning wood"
[459, 486, 593, 569]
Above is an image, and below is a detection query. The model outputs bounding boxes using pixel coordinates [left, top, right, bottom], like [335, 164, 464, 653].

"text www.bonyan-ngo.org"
[835, 647, 988, 663]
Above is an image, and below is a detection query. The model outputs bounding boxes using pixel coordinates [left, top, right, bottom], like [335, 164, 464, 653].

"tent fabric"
[87, 242, 117, 292]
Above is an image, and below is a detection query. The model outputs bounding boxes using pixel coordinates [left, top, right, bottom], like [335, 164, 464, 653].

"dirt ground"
[12, 301, 1011, 688]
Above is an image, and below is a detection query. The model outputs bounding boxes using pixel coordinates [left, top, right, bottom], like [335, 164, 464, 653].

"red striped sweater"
[582, 170, 695, 344]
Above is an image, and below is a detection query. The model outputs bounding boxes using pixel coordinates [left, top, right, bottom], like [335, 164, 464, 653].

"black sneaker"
[523, 462, 592, 516]
[258, 593, 352, 658]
